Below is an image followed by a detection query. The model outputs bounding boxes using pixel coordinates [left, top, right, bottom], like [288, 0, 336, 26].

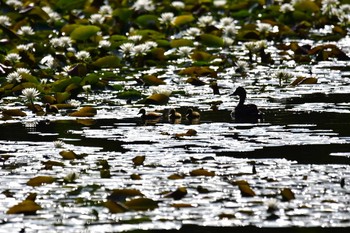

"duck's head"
[186, 108, 193, 114]
[138, 108, 146, 115]
[169, 109, 176, 115]
[232, 86, 247, 97]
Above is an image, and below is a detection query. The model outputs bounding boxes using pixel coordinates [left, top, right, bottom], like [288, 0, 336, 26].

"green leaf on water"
[70, 25, 100, 41]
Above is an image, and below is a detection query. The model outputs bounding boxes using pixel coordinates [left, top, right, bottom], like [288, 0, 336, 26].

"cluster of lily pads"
[0, 0, 349, 116]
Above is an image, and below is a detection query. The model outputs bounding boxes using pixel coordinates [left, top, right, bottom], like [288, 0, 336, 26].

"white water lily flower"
[99, 5, 113, 16]
[214, 0, 227, 7]
[184, 27, 201, 37]
[90, 13, 105, 24]
[40, 55, 55, 68]
[159, 12, 175, 25]
[22, 87, 40, 103]
[42, 6, 62, 23]
[177, 46, 193, 57]
[5, 53, 21, 63]
[17, 26, 35, 36]
[120, 42, 135, 57]
[16, 43, 34, 51]
[131, 43, 152, 57]
[151, 87, 172, 96]
[99, 40, 111, 48]
[128, 35, 143, 42]
[198, 15, 215, 27]
[144, 41, 158, 48]
[68, 99, 81, 107]
[53, 140, 65, 148]
[236, 60, 249, 73]
[219, 17, 235, 28]
[16, 68, 30, 75]
[131, 0, 155, 12]
[6, 71, 22, 83]
[0, 15, 11, 26]
[280, 3, 295, 13]
[171, 1, 185, 9]
[6, 0, 22, 9]
[76, 51, 91, 62]
[257, 22, 272, 34]
[82, 85, 91, 92]
[223, 25, 237, 37]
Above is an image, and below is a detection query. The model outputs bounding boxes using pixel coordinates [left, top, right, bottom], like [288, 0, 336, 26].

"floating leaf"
[144, 93, 169, 105]
[141, 75, 165, 86]
[92, 55, 120, 68]
[69, 106, 97, 117]
[132, 155, 145, 166]
[56, 0, 87, 11]
[108, 189, 144, 202]
[55, 92, 71, 104]
[199, 34, 224, 47]
[70, 25, 100, 41]
[130, 173, 142, 180]
[168, 173, 186, 180]
[179, 66, 217, 78]
[59, 150, 79, 160]
[104, 200, 129, 213]
[172, 14, 195, 27]
[190, 168, 215, 177]
[164, 187, 187, 200]
[124, 198, 158, 211]
[239, 183, 256, 197]
[135, 14, 158, 29]
[170, 39, 194, 48]
[117, 89, 142, 99]
[290, 77, 317, 86]
[2, 109, 27, 117]
[186, 77, 206, 86]
[190, 51, 214, 62]
[27, 176, 55, 187]
[171, 203, 194, 208]
[7, 195, 42, 215]
[281, 188, 295, 201]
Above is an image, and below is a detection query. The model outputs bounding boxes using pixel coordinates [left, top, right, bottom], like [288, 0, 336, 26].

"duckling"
[186, 108, 200, 120]
[45, 103, 59, 114]
[138, 108, 162, 120]
[231, 87, 262, 121]
[168, 108, 182, 122]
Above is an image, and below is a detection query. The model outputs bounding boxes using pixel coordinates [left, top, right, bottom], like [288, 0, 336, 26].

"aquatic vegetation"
[0, 0, 350, 232]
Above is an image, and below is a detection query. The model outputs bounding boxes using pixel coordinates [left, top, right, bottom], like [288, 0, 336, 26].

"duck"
[138, 108, 162, 120]
[186, 108, 200, 120]
[168, 108, 182, 122]
[231, 87, 262, 121]
[45, 103, 59, 114]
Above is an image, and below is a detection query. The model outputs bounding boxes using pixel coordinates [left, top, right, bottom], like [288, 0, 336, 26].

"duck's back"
[234, 104, 261, 119]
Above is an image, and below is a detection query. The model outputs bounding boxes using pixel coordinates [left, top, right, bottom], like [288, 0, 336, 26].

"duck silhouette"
[138, 108, 162, 120]
[186, 108, 200, 124]
[231, 87, 262, 122]
[45, 103, 59, 114]
[168, 108, 182, 123]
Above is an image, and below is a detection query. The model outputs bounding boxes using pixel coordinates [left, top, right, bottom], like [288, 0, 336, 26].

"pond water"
[1, 41, 350, 232]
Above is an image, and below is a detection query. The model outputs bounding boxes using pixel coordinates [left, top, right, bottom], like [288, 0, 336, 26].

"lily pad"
[104, 200, 129, 213]
[190, 168, 215, 177]
[199, 34, 224, 48]
[144, 93, 169, 105]
[124, 198, 158, 211]
[172, 14, 195, 27]
[27, 176, 56, 187]
[141, 75, 165, 86]
[69, 106, 97, 117]
[92, 55, 120, 68]
[7, 200, 42, 215]
[70, 25, 100, 41]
